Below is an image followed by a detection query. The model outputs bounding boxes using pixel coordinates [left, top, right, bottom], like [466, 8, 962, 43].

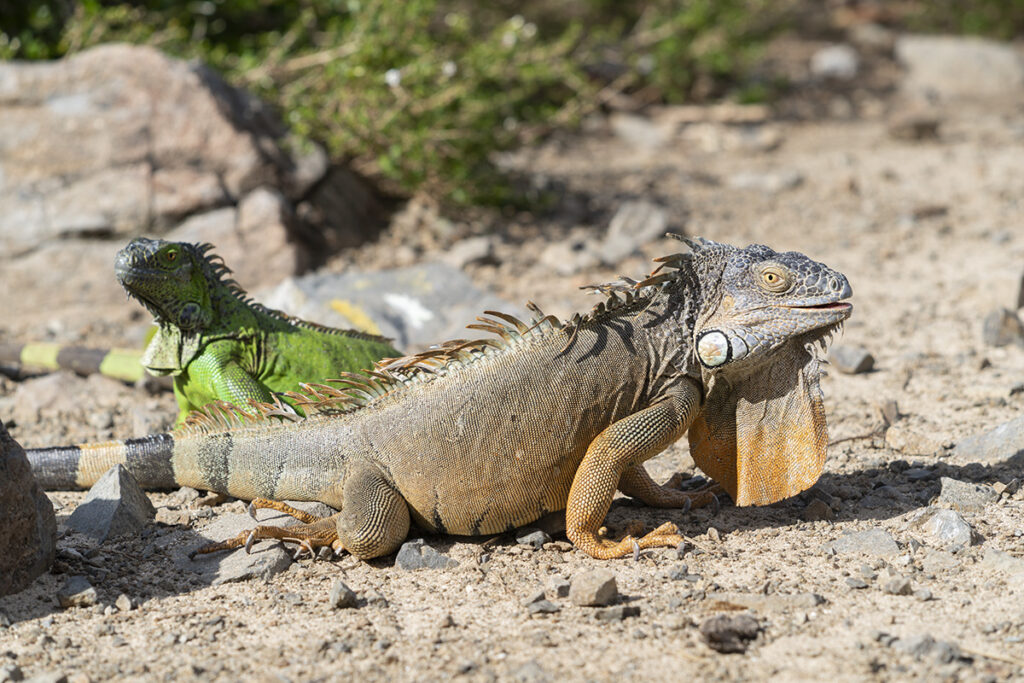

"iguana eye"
[758, 265, 791, 292]
[166, 250, 177, 262]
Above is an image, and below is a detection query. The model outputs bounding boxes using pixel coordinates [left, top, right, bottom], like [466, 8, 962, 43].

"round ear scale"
[696, 329, 731, 368]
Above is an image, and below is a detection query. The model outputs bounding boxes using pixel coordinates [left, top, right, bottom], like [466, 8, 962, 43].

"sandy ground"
[2, 48, 1024, 682]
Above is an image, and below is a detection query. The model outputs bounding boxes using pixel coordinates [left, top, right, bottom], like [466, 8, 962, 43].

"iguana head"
[676, 238, 852, 507]
[692, 240, 852, 373]
[115, 238, 221, 331]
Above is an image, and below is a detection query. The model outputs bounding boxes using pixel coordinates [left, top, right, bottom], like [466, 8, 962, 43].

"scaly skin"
[114, 238, 401, 423]
[0, 342, 149, 384]
[24, 237, 853, 561]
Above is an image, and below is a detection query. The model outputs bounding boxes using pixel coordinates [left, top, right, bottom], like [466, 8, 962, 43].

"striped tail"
[27, 434, 178, 490]
[0, 341, 149, 384]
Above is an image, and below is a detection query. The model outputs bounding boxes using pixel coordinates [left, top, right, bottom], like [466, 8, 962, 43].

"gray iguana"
[25, 237, 852, 560]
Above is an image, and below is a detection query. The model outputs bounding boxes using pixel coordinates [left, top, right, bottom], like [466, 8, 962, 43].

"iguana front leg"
[566, 382, 702, 559]
[176, 341, 274, 422]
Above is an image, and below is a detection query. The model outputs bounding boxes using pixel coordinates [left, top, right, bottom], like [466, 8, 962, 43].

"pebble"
[912, 507, 974, 549]
[846, 577, 868, 589]
[810, 44, 859, 80]
[0, 664, 23, 683]
[915, 588, 934, 601]
[546, 576, 570, 598]
[115, 594, 132, 612]
[515, 529, 552, 551]
[699, 613, 762, 654]
[595, 605, 640, 622]
[527, 600, 560, 615]
[981, 308, 1024, 348]
[329, 579, 358, 609]
[936, 477, 998, 512]
[887, 111, 941, 141]
[822, 528, 899, 557]
[394, 539, 459, 570]
[885, 423, 944, 456]
[569, 569, 618, 607]
[66, 465, 155, 543]
[829, 345, 875, 374]
[882, 575, 913, 596]
[441, 236, 495, 269]
[668, 564, 689, 581]
[602, 200, 668, 264]
[803, 498, 835, 522]
[57, 576, 97, 609]
[953, 416, 1024, 464]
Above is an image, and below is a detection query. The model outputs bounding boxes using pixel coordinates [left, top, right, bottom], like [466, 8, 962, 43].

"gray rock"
[829, 345, 875, 374]
[953, 416, 1024, 464]
[260, 263, 523, 350]
[980, 547, 1024, 575]
[982, 308, 1024, 348]
[515, 529, 552, 551]
[890, 634, 964, 663]
[527, 599, 560, 615]
[178, 513, 294, 585]
[595, 605, 640, 621]
[546, 575, 570, 598]
[66, 465, 155, 543]
[569, 569, 618, 607]
[115, 594, 133, 612]
[394, 539, 459, 570]
[823, 529, 900, 557]
[57, 575, 97, 608]
[442, 236, 495, 269]
[846, 577, 868, 589]
[896, 35, 1024, 101]
[803, 498, 835, 522]
[0, 419, 56, 596]
[936, 477, 998, 512]
[699, 613, 761, 654]
[602, 200, 668, 263]
[911, 507, 974, 549]
[921, 550, 960, 574]
[0, 663, 23, 682]
[329, 579, 358, 609]
[882, 575, 913, 596]
[811, 44, 859, 80]
[915, 588, 933, 601]
[886, 423, 944, 456]
[727, 169, 804, 194]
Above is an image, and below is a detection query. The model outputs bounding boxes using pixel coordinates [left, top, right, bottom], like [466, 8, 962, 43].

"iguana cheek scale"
[24, 236, 852, 561]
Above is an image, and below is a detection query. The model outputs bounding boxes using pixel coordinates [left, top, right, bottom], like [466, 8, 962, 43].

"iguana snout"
[115, 238, 213, 330]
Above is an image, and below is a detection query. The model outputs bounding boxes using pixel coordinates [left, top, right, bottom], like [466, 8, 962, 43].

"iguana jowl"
[25, 237, 852, 560]
[114, 238, 401, 423]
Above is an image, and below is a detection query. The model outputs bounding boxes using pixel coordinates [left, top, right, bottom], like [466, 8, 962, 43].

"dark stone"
[804, 498, 835, 522]
[67, 465, 156, 543]
[846, 577, 869, 589]
[515, 529, 552, 551]
[394, 539, 458, 570]
[829, 345, 875, 374]
[0, 418, 56, 596]
[700, 613, 762, 654]
[57, 575, 98, 608]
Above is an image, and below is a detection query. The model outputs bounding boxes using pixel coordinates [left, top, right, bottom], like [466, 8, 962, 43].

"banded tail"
[27, 434, 178, 490]
[0, 341, 157, 384]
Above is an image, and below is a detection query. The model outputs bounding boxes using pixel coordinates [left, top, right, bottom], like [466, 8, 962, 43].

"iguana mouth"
[789, 302, 852, 311]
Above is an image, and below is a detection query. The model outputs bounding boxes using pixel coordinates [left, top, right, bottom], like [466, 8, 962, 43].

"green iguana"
[0, 238, 401, 424]
[25, 237, 852, 560]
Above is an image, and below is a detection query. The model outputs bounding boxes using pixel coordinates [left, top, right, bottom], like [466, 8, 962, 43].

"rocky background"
[1, 17, 1024, 683]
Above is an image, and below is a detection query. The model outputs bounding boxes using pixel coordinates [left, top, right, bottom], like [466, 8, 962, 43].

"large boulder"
[0, 419, 56, 596]
[0, 44, 381, 328]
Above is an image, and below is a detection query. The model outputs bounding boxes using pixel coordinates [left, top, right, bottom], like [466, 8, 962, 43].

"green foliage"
[907, 0, 1024, 40]
[1, 0, 782, 204]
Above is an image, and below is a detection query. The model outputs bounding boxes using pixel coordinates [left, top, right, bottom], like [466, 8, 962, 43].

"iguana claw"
[709, 494, 720, 517]
[247, 501, 259, 521]
[244, 531, 255, 554]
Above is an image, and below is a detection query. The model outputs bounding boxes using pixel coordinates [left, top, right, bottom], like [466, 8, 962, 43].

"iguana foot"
[569, 521, 684, 560]
[190, 511, 345, 559]
[665, 474, 725, 512]
[246, 497, 321, 524]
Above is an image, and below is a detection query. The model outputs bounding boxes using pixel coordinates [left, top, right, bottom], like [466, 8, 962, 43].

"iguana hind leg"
[566, 385, 701, 559]
[618, 465, 717, 510]
[335, 461, 410, 560]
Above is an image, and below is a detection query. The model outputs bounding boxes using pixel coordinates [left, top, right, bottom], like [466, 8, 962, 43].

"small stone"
[394, 539, 459, 570]
[912, 507, 974, 549]
[936, 477, 998, 512]
[699, 613, 762, 654]
[846, 577, 868, 589]
[823, 529, 899, 557]
[882, 576, 913, 596]
[803, 498, 834, 522]
[114, 594, 132, 612]
[829, 345, 875, 374]
[66, 465, 156, 543]
[887, 111, 941, 141]
[602, 200, 669, 264]
[515, 529, 552, 551]
[668, 564, 689, 581]
[523, 589, 546, 605]
[595, 605, 640, 621]
[442, 236, 495, 269]
[953, 416, 1024, 464]
[569, 569, 618, 607]
[810, 44, 859, 80]
[0, 663, 24, 683]
[877, 400, 901, 425]
[57, 575, 97, 609]
[546, 576, 570, 598]
[982, 308, 1024, 348]
[915, 588, 933, 601]
[329, 579, 358, 609]
[527, 599, 560, 615]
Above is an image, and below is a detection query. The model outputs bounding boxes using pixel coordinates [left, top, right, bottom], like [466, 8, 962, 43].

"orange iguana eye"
[166, 250, 177, 262]
[758, 264, 791, 292]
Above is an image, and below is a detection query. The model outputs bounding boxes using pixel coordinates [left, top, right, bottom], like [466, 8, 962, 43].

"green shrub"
[1, 0, 783, 205]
